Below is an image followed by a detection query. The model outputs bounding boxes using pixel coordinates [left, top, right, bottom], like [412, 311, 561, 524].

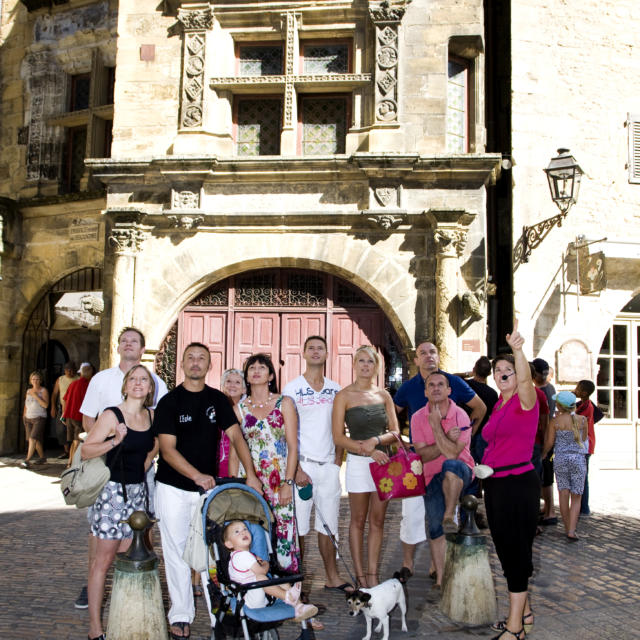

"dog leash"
[296, 483, 358, 588]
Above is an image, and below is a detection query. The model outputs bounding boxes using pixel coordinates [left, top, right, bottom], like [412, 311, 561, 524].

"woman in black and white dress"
[82, 364, 158, 640]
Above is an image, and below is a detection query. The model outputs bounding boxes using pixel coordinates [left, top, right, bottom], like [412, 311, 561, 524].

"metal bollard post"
[439, 495, 497, 625]
[106, 511, 168, 639]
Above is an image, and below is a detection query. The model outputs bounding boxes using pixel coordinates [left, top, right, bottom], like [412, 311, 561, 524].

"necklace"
[246, 393, 273, 409]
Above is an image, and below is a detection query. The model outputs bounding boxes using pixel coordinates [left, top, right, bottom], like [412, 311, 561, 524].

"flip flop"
[394, 567, 413, 584]
[323, 583, 354, 593]
[170, 621, 190, 639]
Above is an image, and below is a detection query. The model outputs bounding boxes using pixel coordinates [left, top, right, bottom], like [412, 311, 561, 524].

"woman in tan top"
[332, 345, 399, 588]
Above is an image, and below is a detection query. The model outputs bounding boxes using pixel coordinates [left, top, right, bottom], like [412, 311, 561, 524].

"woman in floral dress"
[240, 353, 300, 571]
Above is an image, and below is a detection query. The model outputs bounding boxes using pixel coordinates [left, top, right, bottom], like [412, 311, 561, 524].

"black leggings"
[484, 470, 540, 592]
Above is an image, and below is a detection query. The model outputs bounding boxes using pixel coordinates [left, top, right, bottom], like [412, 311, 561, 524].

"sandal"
[523, 611, 534, 633]
[365, 571, 379, 587]
[310, 617, 325, 631]
[170, 621, 191, 639]
[192, 584, 203, 597]
[492, 627, 525, 640]
[492, 613, 533, 633]
[355, 575, 367, 588]
[394, 567, 413, 584]
[88, 635, 106, 640]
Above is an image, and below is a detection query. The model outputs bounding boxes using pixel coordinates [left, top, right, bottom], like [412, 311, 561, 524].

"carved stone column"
[280, 11, 300, 154]
[409, 251, 435, 344]
[177, 5, 213, 131]
[368, 1, 409, 151]
[106, 212, 152, 366]
[426, 210, 476, 371]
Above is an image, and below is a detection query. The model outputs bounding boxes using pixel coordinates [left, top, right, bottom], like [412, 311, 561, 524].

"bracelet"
[110, 439, 117, 449]
[375, 435, 382, 446]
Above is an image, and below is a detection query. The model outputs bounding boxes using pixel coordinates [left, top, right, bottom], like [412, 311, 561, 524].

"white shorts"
[345, 453, 376, 493]
[294, 460, 341, 537]
[400, 495, 427, 544]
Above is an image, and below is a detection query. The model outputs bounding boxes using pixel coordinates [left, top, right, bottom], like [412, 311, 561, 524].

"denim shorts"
[424, 459, 472, 539]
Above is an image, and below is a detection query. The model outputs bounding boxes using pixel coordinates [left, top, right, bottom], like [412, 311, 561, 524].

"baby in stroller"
[223, 520, 317, 620]
[203, 482, 318, 640]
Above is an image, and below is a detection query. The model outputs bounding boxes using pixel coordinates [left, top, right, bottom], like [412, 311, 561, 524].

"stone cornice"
[86, 153, 501, 186]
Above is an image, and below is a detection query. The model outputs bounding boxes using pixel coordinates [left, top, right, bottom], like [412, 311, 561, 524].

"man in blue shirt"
[393, 341, 486, 581]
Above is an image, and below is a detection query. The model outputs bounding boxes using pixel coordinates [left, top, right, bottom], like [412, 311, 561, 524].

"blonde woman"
[542, 390, 588, 541]
[82, 364, 159, 640]
[22, 371, 49, 467]
[332, 345, 399, 588]
[220, 368, 244, 477]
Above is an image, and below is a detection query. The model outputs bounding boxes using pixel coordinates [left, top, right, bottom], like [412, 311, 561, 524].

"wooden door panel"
[233, 313, 280, 385]
[179, 311, 226, 388]
[330, 312, 383, 387]
[280, 314, 325, 387]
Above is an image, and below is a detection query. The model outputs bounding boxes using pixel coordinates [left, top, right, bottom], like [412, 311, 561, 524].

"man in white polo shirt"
[73, 326, 168, 609]
[283, 335, 351, 593]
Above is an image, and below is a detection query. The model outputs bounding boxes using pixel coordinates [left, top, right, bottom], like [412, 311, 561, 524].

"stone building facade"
[0, 0, 500, 452]
[507, 1, 640, 468]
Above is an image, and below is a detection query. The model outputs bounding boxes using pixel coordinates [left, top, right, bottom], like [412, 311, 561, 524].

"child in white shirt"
[223, 520, 318, 619]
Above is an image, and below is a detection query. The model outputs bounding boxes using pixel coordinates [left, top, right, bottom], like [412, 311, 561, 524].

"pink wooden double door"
[177, 310, 384, 390]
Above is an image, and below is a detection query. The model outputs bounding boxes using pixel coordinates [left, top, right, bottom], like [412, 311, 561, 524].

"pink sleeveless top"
[482, 392, 539, 478]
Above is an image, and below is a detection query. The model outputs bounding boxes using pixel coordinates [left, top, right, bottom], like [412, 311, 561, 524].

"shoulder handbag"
[60, 409, 126, 509]
[369, 432, 426, 501]
[182, 493, 209, 572]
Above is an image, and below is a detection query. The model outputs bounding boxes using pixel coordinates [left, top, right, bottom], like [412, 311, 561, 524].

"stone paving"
[1, 455, 640, 639]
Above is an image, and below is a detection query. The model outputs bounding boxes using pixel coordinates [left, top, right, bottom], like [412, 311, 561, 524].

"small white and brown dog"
[345, 578, 408, 640]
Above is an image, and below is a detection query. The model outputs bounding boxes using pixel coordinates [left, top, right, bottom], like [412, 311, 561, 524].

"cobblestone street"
[2, 456, 640, 639]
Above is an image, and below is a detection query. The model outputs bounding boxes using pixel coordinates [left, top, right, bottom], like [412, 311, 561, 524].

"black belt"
[492, 460, 531, 473]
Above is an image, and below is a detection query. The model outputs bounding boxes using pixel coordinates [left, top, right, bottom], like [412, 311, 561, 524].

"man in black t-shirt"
[155, 342, 261, 639]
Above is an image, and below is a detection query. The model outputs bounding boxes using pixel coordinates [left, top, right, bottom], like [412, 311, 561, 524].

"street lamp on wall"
[544, 148, 583, 214]
[513, 148, 583, 270]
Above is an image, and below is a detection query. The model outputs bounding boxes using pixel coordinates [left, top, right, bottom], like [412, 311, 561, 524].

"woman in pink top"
[481, 321, 539, 640]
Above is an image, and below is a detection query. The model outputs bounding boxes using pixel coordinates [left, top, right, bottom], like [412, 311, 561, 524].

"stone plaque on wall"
[556, 339, 592, 384]
[69, 219, 100, 242]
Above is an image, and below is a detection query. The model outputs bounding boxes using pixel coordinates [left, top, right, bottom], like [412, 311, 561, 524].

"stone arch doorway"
[20, 267, 103, 448]
[595, 292, 640, 469]
[155, 268, 407, 391]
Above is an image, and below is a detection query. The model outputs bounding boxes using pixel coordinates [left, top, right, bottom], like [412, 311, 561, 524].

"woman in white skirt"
[332, 346, 400, 587]
[81, 365, 159, 640]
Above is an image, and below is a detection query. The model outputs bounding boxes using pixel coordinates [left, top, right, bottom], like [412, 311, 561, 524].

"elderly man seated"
[411, 371, 475, 589]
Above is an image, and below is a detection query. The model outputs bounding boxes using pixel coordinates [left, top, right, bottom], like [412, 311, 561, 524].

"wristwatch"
[284, 478, 294, 485]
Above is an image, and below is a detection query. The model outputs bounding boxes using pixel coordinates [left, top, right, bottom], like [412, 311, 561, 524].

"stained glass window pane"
[446, 59, 467, 153]
[237, 99, 282, 156]
[303, 44, 348, 74]
[301, 97, 347, 155]
[238, 46, 283, 76]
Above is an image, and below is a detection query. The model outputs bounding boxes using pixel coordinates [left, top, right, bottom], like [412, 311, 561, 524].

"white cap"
[78, 362, 92, 373]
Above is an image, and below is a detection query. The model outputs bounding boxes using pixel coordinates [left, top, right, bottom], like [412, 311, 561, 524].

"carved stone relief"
[171, 188, 201, 210]
[178, 6, 213, 129]
[23, 51, 66, 182]
[283, 12, 298, 129]
[433, 229, 467, 257]
[369, 2, 408, 123]
[108, 226, 150, 255]
[167, 214, 204, 230]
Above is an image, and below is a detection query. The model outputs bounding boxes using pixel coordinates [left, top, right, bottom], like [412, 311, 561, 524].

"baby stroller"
[202, 482, 312, 640]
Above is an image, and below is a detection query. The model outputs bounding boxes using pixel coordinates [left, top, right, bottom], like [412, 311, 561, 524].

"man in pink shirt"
[411, 372, 474, 589]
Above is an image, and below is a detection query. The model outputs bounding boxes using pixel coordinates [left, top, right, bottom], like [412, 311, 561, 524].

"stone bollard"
[106, 511, 168, 639]
[439, 495, 497, 625]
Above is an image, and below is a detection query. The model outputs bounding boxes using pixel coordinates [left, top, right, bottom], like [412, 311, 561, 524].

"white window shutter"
[629, 113, 640, 184]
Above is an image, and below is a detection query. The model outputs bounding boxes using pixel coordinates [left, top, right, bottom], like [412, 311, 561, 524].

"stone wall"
[511, 0, 640, 364]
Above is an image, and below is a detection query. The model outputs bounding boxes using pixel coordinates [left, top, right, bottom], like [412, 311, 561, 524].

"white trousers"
[399, 495, 427, 545]
[294, 460, 341, 537]
[156, 482, 215, 626]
